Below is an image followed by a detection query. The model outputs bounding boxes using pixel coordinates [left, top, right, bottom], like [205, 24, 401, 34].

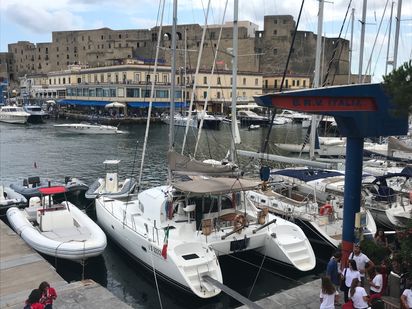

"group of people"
[320, 239, 412, 309]
[24, 281, 57, 309]
[320, 243, 378, 309]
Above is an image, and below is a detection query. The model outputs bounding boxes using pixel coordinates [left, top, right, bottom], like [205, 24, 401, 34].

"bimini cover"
[173, 177, 259, 195]
[272, 169, 343, 182]
[39, 186, 67, 195]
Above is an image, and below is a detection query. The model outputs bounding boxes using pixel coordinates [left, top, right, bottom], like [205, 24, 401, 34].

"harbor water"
[0, 120, 332, 308]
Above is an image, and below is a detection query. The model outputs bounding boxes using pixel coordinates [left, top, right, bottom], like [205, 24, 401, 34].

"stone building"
[1, 15, 351, 87]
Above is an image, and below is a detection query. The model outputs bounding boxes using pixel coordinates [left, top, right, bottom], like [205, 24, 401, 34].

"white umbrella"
[105, 102, 125, 108]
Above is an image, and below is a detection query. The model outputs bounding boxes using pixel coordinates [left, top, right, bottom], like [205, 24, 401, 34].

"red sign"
[271, 96, 377, 112]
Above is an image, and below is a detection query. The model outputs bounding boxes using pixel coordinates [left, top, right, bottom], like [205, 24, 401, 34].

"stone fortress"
[0, 15, 351, 87]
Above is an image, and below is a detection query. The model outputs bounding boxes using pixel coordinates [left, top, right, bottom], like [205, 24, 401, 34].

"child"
[38, 281, 57, 309]
[320, 276, 339, 309]
[24, 289, 44, 309]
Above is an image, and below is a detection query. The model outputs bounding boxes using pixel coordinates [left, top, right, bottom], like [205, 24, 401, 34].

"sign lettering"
[273, 96, 377, 112]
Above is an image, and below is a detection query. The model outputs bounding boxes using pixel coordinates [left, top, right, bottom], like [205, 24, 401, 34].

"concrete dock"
[0, 220, 132, 309]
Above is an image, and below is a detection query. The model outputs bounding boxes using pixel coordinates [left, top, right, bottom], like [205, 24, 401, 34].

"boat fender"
[319, 204, 333, 216]
[233, 214, 247, 233]
[409, 191, 412, 203]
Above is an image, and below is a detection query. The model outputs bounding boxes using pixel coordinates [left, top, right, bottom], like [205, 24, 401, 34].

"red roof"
[38, 186, 67, 195]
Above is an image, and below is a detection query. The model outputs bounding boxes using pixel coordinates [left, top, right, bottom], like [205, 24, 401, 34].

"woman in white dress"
[369, 265, 383, 295]
[320, 276, 339, 309]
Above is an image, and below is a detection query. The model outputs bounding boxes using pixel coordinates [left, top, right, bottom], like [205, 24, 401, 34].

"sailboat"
[95, 0, 315, 300]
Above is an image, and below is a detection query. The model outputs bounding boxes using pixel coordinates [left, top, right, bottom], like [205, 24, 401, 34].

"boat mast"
[358, 0, 367, 83]
[309, 0, 324, 160]
[348, 8, 355, 84]
[385, 2, 395, 75]
[393, 0, 402, 69]
[230, 0, 240, 163]
[168, 0, 177, 181]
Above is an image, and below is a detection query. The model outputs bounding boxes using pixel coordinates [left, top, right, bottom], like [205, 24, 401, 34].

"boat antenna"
[137, 0, 166, 191]
[260, 0, 305, 155]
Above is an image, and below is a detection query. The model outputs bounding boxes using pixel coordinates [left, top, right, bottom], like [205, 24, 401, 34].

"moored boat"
[0, 106, 30, 124]
[6, 186, 107, 261]
[85, 160, 136, 199]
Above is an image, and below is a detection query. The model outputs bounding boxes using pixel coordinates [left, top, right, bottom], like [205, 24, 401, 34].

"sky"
[0, 0, 411, 82]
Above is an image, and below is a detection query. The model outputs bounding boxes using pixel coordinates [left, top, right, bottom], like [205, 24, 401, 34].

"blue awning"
[58, 99, 110, 107]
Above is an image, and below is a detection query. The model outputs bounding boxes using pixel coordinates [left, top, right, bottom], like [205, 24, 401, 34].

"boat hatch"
[39, 186, 67, 195]
[230, 237, 249, 251]
[182, 253, 199, 260]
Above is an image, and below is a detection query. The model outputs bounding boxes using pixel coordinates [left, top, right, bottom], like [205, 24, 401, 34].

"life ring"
[233, 214, 247, 233]
[319, 204, 333, 216]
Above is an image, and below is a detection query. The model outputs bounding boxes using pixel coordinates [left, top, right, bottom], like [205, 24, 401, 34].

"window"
[243, 78, 246, 85]
[100, 74, 104, 83]
[296, 80, 300, 87]
[143, 89, 151, 97]
[163, 74, 168, 83]
[210, 32, 215, 40]
[273, 30, 277, 35]
[273, 49, 277, 55]
[283, 19, 287, 24]
[274, 80, 278, 88]
[203, 91, 207, 98]
[203, 76, 207, 84]
[255, 78, 258, 86]
[146, 75, 150, 82]
[126, 88, 140, 97]
[292, 80, 296, 87]
[274, 19, 278, 24]
[96, 88, 103, 96]
[134, 73, 140, 82]
[101, 35, 104, 40]
[264, 80, 268, 89]
[217, 91, 221, 99]
[217, 77, 221, 85]
[156, 90, 168, 98]
[103, 88, 110, 97]
[303, 80, 306, 87]
[285, 79, 289, 88]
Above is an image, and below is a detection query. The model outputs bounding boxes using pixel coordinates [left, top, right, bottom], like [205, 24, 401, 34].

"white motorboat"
[0, 184, 27, 209]
[53, 123, 127, 134]
[0, 106, 30, 124]
[248, 124, 260, 130]
[161, 112, 197, 128]
[85, 160, 136, 199]
[237, 110, 269, 127]
[96, 177, 316, 298]
[6, 186, 107, 261]
[277, 110, 312, 123]
[23, 105, 48, 123]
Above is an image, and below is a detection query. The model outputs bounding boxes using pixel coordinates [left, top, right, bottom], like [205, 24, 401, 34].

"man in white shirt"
[401, 281, 412, 309]
[352, 243, 374, 286]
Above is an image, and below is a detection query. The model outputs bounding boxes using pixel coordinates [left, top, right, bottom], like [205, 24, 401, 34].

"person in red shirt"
[38, 281, 57, 309]
[25, 289, 44, 309]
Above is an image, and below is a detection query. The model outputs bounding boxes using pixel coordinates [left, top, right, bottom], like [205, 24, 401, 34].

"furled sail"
[168, 151, 239, 176]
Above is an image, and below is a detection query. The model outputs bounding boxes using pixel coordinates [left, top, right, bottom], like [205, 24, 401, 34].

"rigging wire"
[137, 0, 166, 191]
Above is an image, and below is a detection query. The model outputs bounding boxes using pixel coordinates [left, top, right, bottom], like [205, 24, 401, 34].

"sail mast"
[168, 0, 177, 181]
[230, 0, 240, 162]
[309, 0, 324, 160]
[393, 0, 402, 69]
[358, 0, 367, 83]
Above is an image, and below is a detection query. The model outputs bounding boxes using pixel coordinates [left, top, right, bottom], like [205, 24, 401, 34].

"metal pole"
[230, 0, 239, 163]
[341, 137, 364, 267]
[348, 8, 355, 84]
[358, 0, 367, 83]
[385, 2, 395, 75]
[393, 0, 402, 69]
[169, 0, 177, 151]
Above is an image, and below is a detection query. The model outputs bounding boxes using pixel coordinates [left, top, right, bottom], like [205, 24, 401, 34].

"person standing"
[343, 259, 361, 303]
[349, 278, 369, 309]
[326, 251, 342, 289]
[401, 281, 412, 309]
[369, 265, 383, 296]
[24, 289, 44, 309]
[38, 281, 57, 309]
[320, 276, 339, 309]
[353, 243, 374, 286]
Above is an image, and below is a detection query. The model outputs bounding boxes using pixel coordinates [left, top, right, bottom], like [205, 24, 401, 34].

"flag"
[161, 226, 170, 259]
